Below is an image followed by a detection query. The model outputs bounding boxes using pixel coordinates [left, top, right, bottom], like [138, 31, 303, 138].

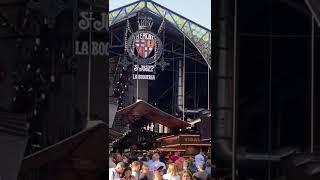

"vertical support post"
[232, 0, 238, 179]
[183, 35, 186, 121]
[136, 63, 139, 100]
[87, 5, 92, 122]
[311, 16, 314, 153]
[172, 43, 175, 114]
[267, 0, 273, 179]
[208, 65, 210, 110]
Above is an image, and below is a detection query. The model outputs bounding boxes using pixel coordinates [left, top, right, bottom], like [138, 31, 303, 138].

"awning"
[109, 128, 123, 142]
[20, 121, 108, 173]
[109, 128, 122, 137]
[116, 100, 190, 129]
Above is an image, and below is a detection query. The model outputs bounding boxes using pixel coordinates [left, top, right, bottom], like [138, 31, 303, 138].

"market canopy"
[109, 0, 211, 69]
[20, 121, 108, 174]
[109, 128, 123, 142]
[115, 100, 191, 129]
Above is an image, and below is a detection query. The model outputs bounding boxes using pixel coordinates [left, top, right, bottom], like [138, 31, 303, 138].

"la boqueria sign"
[75, 11, 108, 56]
[132, 65, 156, 80]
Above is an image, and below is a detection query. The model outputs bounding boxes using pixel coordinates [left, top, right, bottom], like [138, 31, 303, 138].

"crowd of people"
[108, 150, 214, 180]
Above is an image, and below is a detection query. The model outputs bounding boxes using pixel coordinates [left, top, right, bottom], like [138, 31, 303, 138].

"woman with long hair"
[140, 164, 152, 180]
[163, 163, 180, 180]
[181, 170, 193, 180]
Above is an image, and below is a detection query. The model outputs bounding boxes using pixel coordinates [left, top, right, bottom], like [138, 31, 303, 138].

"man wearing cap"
[150, 153, 166, 172]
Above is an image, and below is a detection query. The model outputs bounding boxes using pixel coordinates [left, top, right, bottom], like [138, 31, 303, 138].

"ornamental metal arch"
[109, 0, 211, 69]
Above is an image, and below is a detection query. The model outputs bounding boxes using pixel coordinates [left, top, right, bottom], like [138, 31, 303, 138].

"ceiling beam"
[280, 0, 310, 15]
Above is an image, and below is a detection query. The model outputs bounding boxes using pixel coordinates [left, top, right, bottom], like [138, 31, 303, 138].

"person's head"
[138, 153, 143, 160]
[116, 153, 123, 161]
[206, 159, 211, 167]
[153, 169, 164, 180]
[153, 153, 160, 161]
[141, 156, 148, 162]
[123, 167, 132, 178]
[115, 162, 126, 174]
[123, 156, 129, 163]
[183, 160, 190, 170]
[130, 161, 141, 172]
[196, 163, 205, 171]
[181, 170, 193, 180]
[167, 163, 179, 176]
[109, 153, 114, 160]
[141, 164, 149, 174]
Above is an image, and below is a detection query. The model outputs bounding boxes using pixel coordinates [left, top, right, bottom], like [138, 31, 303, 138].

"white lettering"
[79, 11, 108, 31]
[92, 42, 98, 55]
[133, 65, 155, 72]
[74, 41, 108, 56]
[135, 33, 155, 40]
[82, 41, 89, 54]
[133, 65, 139, 71]
[132, 74, 155, 80]
[99, 42, 105, 55]
[75, 41, 82, 55]
[78, 12, 92, 31]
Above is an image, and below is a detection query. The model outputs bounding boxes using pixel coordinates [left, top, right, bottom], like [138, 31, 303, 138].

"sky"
[109, 0, 211, 30]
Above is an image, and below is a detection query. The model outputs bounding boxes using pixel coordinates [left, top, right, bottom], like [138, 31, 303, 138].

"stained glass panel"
[154, 4, 166, 16]
[109, 0, 211, 68]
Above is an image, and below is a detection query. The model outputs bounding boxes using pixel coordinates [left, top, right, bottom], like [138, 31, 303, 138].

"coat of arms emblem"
[135, 34, 155, 58]
[126, 15, 163, 65]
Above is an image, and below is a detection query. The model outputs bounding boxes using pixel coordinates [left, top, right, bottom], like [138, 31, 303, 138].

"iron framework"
[109, 0, 211, 69]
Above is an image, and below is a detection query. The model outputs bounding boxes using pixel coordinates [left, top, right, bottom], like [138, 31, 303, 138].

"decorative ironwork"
[109, 0, 211, 69]
[158, 57, 169, 71]
[127, 30, 163, 65]
[119, 55, 131, 70]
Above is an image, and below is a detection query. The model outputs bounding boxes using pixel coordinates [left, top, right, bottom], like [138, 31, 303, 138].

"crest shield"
[135, 38, 155, 58]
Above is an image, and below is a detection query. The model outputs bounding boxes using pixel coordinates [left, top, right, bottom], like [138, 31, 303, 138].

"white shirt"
[195, 153, 205, 166]
[163, 174, 180, 180]
[109, 168, 121, 180]
[109, 158, 116, 168]
[132, 171, 139, 180]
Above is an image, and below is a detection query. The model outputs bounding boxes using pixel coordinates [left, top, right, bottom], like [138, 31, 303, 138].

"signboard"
[179, 136, 200, 144]
[160, 135, 201, 146]
[133, 65, 155, 80]
[127, 30, 163, 65]
[75, 41, 108, 56]
[119, 14, 169, 80]
[78, 11, 108, 32]
[161, 136, 179, 146]
[75, 10, 108, 56]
